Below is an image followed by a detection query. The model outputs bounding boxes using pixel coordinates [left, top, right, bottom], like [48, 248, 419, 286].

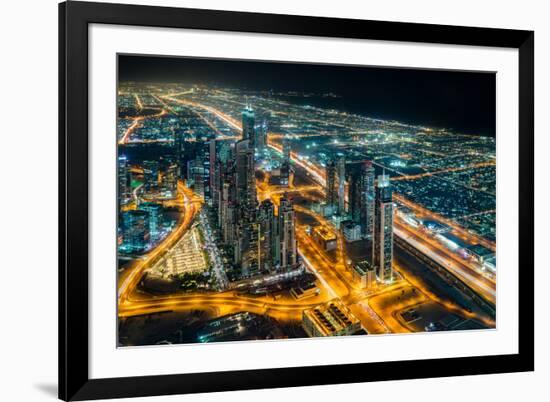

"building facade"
[325, 159, 337, 211]
[143, 160, 160, 194]
[118, 154, 131, 205]
[337, 156, 346, 215]
[278, 195, 297, 270]
[121, 210, 150, 253]
[373, 173, 394, 282]
[242, 106, 255, 145]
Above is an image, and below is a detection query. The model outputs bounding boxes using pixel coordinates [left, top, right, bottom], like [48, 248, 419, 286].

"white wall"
[0, 0, 546, 401]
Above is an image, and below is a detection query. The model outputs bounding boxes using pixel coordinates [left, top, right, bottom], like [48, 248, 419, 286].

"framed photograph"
[59, 1, 534, 400]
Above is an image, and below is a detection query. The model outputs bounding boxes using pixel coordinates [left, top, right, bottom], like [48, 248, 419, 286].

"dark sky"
[119, 55, 496, 137]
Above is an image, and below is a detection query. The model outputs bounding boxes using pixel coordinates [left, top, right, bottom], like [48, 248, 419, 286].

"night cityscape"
[117, 56, 496, 346]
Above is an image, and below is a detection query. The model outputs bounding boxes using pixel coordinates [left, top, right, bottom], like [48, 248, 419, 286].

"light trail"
[118, 109, 168, 145]
[394, 224, 496, 304]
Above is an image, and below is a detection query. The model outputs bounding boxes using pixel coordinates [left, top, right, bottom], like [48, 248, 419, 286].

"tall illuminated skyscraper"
[143, 160, 160, 194]
[283, 135, 291, 162]
[280, 135, 291, 186]
[118, 154, 131, 205]
[347, 162, 363, 224]
[235, 139, 258, 276]
[210, 139, 233, 212]
[337, 156, 346, 215]
[373, 173, 394, 282]
[209, 139, 218, 208]
[200, 141, 211, 204]
[121, 210, 150, 253]
[361, 161, 376, 240]
[325, 159, 337, 211]
[140, 202, 163, 244]
[186, 159, 205, 198]
[242, 105, 255, 145]
[258, 199, 276, 272]
[256, 119, 268, 151]
[162, 159, 178, 197]
[278, 195, 297, 270]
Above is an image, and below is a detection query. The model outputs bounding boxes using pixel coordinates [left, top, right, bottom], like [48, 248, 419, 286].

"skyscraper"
[140, 202, 163, 244]
[173, 129, 186, 179]
[256, 119, 268, 151]
[186, 159, 205, 198]
[209, 139, 218, 209]
[345, 160, 376, 238]
[219, 180, 237, 246]
[325, 159, 337, 210]
[200, 141, 211, 204]
[373, 173, 394, 282]
[235, 139, 259, 276]
[118, 154, 131, 205]
[210, 139, 233, 212]
[337, 156, 346, 215]
[278, 195, 297, 270]
[186, 142, 211, 201]
[162, 158, 178, 197]
[361, 161, 376, 240]
[283, 135, 291, 162]
[121, 210, 150, 253]
[280, 135, 291, 186]
[143, 160, 160, 194]
[347, 162, 363, 224]
[258, 199, 276, 272]
[242, 106, 255, 145]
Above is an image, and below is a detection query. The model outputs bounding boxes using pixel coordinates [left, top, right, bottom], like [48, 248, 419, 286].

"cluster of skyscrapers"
[325, 158, 394, 282]
[207, 106, 297, 279]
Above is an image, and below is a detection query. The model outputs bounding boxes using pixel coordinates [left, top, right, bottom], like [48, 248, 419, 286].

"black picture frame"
[59, 1, 534, 400]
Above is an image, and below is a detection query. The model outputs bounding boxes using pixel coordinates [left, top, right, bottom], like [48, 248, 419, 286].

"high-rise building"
[280, 135, 291, 187]
[209, 139, 218, 208]
[173, 129, 186, 179]
[346, 161, 376, 241]
[283, 135, 291, 162]
[325, 160, 337, 210]
[373, 173, 394, 282]
[186, 159, 205, 198]
[347, 162, 363, 224]
[256, 119, 268, 151]
[210, 139, 233, 212]
[140, 202, 163, 244]
[143, 160, 160, 194]
[235, 139, 257, 221]
[337, 156, 346, 215]
[242, 106, 255, 145]
[161, 159, 178, 197]
[219, 180, 236, 244]
[200, 141, 211, 204]
[258, 199, 277, 272]
[121, 210, 150, 253]
[186, 142, 211, 201]
[118, 154, 131, 205]
[235, 139, 258, 276]
[278, 195, 297, 270]
[361, 161, 376, 240]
